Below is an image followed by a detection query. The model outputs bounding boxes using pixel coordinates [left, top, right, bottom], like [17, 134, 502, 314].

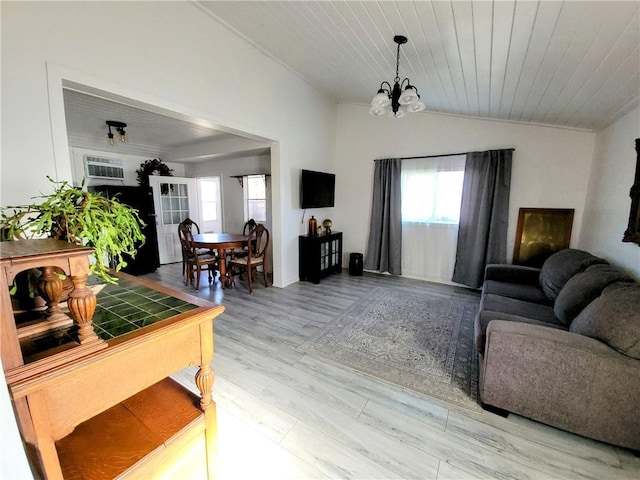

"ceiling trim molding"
[337, 101, 597, 133]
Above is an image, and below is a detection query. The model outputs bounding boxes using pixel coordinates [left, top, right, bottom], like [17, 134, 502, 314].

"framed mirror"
[622, 138, 640, 245]
[513, 208, 575, 268]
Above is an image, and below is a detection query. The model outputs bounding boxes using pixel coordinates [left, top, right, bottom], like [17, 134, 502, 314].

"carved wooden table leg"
[196, 321, 217, 479]
[196, 361, 217, 479]
[36, 266, 67, 321]
[195, 363, 215, 411]
[67, 273, 99, 344]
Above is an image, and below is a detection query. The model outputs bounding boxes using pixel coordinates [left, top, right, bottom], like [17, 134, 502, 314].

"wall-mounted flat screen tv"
[301, 169, 335, 209]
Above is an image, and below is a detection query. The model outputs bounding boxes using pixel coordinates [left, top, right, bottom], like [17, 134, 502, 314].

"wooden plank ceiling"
[199, 0, 640, 131]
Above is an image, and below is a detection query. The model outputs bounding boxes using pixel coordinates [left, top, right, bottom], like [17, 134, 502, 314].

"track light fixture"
[106, 120, 127, 145]
[370, 35, 426, 118]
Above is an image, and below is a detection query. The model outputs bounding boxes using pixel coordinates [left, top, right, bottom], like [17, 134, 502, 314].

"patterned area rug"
[298, 286, 481, 411]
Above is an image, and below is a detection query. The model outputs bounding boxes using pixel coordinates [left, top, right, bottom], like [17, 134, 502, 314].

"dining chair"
[228, 224, 270, 294]
[231, 218, 257, 260]
[178, 218, 213, 280]
[178, 220, 218, 291]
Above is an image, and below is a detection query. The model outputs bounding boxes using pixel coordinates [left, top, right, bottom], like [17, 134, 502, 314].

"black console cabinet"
[299, 232, 343, 284]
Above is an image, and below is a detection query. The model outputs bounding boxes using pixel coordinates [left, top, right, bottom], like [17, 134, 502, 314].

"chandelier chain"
[395, 42, 401, 82]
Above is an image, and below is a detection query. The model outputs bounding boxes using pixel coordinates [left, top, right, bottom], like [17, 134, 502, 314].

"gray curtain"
[452, 149, 513, 288]
[364, 158, 402, 275]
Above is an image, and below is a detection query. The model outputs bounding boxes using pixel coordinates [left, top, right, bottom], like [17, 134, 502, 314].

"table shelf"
[55, 377, 202, 480]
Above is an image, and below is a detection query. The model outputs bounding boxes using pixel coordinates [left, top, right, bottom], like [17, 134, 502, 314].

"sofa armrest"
[483, 264, 541, 285]
[481, 320, 640, 450]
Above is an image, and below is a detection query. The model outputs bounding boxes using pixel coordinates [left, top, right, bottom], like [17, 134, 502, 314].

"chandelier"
[369, 35, 426, 118]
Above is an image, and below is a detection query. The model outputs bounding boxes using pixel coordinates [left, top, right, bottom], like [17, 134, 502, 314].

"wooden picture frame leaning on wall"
[513, 208, 575, 268]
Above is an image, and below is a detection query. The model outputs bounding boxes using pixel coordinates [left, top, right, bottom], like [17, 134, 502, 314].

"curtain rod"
[375, 148, 515, 161]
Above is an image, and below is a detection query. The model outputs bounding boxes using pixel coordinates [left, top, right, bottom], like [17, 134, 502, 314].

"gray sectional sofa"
[475, 249, 640, 451]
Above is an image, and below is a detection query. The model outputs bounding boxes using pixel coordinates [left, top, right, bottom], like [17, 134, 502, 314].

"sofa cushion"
[539, 249, 608, 301]
[474, 310, 567, 353]
[554, 264, 634, 326]
[571, 283, 640, 359]
[483, 280, 551, 305]
[481, 294, 562, 325]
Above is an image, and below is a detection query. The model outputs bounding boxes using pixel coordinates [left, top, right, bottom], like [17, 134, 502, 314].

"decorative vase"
[308, 216, 317, 236]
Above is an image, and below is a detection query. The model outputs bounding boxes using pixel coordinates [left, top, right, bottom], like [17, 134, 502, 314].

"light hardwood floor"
[143, 264, 640, 480]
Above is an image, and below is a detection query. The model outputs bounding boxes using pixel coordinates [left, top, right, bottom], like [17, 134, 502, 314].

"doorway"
[47, 66, 281, 283]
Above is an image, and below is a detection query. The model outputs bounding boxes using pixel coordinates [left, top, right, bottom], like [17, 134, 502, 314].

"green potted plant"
[1, 177, 145, 284]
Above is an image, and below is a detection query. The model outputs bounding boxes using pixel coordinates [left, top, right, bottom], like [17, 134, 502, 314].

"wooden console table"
[2, 240, 224, 479]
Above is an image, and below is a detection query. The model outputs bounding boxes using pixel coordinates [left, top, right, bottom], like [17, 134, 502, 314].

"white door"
[198, 177, 223, 233]
[149, 176, 200, 264]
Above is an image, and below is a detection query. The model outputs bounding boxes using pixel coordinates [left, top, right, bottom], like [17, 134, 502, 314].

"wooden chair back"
[178, 218, 200, 242]
[178, 218, 201, 259]
[242, 218, 257, 235]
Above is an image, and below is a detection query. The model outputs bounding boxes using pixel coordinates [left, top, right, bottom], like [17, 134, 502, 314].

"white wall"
[580, 107, 640, 280]
[333, 104, 597, 270]
[1, 1, 337, 288]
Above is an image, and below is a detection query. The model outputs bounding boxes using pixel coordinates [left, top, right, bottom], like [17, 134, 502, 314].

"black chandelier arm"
[379, 81, 392, 94]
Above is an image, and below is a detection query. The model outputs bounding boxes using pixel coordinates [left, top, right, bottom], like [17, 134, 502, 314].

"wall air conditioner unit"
[83, 155, 125, 180]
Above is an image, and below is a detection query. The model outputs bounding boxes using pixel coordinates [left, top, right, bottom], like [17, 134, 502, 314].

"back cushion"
[554, 264, 633, 325]
[539, 249, 608, 301]
[571, 283, 640, 360]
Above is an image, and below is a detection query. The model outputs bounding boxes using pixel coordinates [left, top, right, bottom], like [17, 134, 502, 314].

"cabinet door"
[331, 235, 343, 271]
[320, 239, 329, 271]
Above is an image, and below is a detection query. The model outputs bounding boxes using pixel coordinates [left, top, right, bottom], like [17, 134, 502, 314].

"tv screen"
[301, 169, 335, 209]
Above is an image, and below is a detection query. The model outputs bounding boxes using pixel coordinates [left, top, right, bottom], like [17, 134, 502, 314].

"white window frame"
[243, 174, 267, 223]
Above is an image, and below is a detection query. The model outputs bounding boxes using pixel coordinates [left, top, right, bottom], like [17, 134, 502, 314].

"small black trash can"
[349, 253, 363, 276]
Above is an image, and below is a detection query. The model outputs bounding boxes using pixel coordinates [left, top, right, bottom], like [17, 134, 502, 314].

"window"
[401, 156, 465, 224]
[160, 182, 190, 225]
[400, 155, 466, 283]
[244, 175, 267, 222]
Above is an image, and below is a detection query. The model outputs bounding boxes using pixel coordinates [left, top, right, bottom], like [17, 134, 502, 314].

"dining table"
[192, 233, 249, 287]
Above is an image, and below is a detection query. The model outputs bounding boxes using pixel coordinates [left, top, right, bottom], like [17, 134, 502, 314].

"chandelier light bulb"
[369, 106, 387, 116]
[406, 99, 426, 113]
[389, 107, 407, 119]
[371, 91, 391, 108]
[399, 86, 419, 105]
